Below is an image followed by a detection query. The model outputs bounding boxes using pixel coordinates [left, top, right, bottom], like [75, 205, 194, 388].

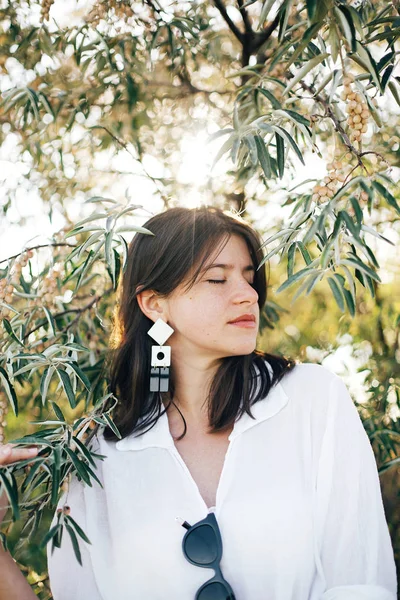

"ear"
[136, 289, 168, 323]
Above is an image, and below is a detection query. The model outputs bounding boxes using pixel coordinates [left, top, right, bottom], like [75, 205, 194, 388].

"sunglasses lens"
[185, 524, 218, 565]
[197, 582, 233, 600]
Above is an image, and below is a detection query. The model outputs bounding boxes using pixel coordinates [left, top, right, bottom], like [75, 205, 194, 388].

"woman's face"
[164, 234, 260, 361]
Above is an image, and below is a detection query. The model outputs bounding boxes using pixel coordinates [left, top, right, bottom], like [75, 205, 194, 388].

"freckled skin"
[164, 235, 260, 362]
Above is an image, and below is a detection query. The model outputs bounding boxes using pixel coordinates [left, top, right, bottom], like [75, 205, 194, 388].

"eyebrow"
[203, 263, 255, 272]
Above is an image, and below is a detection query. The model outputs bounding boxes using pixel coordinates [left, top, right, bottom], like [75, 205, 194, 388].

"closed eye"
[207, 279, 256, 287]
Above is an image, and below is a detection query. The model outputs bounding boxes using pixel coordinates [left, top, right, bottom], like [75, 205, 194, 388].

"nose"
[233, 278, 259, 305]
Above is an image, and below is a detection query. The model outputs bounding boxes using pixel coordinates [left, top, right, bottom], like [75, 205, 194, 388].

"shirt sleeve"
[315, 372, 397, 600]
[46, 474, 103, 600]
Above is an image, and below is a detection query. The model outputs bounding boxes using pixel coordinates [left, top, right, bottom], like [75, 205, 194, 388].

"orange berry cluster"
[112, 0, 134, 18]
[86, 0, 133, 25]
[35, 269, 59, 310]
[0, 394, 8, 444]
[341, 74, 369, 145]
[311, 159, 347, 203]
[40, 0, 54, 22]
[0, 249, 34, 321]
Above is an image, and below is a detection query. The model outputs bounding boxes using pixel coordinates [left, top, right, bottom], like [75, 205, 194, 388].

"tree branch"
[213, 0, 244, 43]
[250, 13, 280, 53]
[237, 0, 253, 34]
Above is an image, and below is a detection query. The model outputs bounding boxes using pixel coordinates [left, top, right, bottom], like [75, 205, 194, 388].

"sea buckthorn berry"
[341, 75, 370, 146]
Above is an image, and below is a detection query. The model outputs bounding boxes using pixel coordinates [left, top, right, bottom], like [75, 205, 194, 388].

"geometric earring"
[147, 318, 174, 393]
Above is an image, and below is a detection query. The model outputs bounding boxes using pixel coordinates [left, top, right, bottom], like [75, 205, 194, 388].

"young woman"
[0, 206, 397, 600]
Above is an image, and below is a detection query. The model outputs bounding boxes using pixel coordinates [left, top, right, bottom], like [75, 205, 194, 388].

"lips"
[228, 314, 256, 324]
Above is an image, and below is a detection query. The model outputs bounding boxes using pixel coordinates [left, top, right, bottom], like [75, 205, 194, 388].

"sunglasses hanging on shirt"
[177, 512, 236, 600]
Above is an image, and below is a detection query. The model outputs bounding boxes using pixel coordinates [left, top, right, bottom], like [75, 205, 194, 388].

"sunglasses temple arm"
[175, 516, 191, 530]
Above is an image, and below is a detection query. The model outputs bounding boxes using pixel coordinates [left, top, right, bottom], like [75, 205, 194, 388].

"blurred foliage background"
[0, 0, 399, 597]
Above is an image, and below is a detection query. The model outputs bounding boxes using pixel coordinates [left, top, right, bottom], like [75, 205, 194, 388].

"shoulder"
[278, 362, 347, 415]
[279, 361, 340, 390]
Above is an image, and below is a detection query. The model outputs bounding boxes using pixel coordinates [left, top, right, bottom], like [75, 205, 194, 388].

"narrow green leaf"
[388, 81, 400, 108]
[64, 521, 82, 565]
[372, 181, 400, 215]
[51, 461, 60, 507]
[51, 401, 66, 422]
[3, 319, 24, 346]
[68, 362, 91, 391]
[335, 6, 357, 53]
[72, 436, 97, 468]
[254, 135, 272, 179]
[57, 368, 76, 409]
[258, 0, 276, 30]
[257, 88, 281, 109]
[340, 258, 381, 283]
[275, 133, 285, 178]
[40, 524, 62, 549]
[306, 0, 317, 23]
[281, 109, 310, 127]
[65, 515, 92, 544]
[0, 367, 18, 416]
[305, 271, 323, 295]
[287, 243, 296, 277]
[40, 366, 54, 405]
[77, 231, 104, 261]
[350, 197, 363, 226]
[283, 52, 329, 95]
[212, 136, 234, 168]
[21, 459, 45, 494]
[350, 41, 382, 93]
[276, 266, 316, 294]
[272, 126, 305, 165]
[327, 276, 345, 312]
[103, 413, 122, 439]
[343, 287, 356, 317]
[244, 135, 258, 166]
[287, 21, 323, 68]
[297, 241, 312, 265]
[42, 306, 56, 337]
[207, 128, 235, 143]
[0, 471, 20, 521]
[64, 448, 92, 486]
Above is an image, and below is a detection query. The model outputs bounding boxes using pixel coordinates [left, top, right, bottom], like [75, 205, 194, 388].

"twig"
[213, 0, 244, 43]
[0, 243, 76, 265]
[23, 291, 111, 340]
[89, 125, 170, 209]
[299, 81, 366, 169]
[251, 14, 280, 53]
[237, 0, 253, 34]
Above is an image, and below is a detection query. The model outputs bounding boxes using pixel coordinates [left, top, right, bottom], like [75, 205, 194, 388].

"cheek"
[173, 296, 225, 329]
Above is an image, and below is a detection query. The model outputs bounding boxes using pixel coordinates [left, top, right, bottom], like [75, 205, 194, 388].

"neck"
[164, 353, 223, 428]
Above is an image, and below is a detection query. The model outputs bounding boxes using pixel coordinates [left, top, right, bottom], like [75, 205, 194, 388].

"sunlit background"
[0, 0, 399, 420]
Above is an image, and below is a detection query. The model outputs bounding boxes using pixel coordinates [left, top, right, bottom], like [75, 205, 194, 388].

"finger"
[0, 444, 38, 465]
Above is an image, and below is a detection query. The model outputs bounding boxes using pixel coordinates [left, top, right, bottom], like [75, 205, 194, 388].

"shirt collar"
[115, 362, 289, 452]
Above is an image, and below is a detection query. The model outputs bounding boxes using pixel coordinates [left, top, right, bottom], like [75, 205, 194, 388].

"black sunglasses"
[179, 512, 236, 600]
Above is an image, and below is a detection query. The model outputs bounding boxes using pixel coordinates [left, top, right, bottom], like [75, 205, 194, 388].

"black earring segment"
[147, 318, 174, 392]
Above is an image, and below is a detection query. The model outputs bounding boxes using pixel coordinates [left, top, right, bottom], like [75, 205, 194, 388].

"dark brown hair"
[104, 206, 297, 442]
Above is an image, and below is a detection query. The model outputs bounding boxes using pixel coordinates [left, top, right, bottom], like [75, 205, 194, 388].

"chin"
[228, 341, 257, 355]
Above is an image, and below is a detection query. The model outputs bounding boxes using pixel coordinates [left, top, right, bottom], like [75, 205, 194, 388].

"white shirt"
[47, 362, 397, 599]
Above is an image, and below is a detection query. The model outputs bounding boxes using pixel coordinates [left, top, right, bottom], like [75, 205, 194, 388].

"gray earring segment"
[150, 367, 170, 392]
